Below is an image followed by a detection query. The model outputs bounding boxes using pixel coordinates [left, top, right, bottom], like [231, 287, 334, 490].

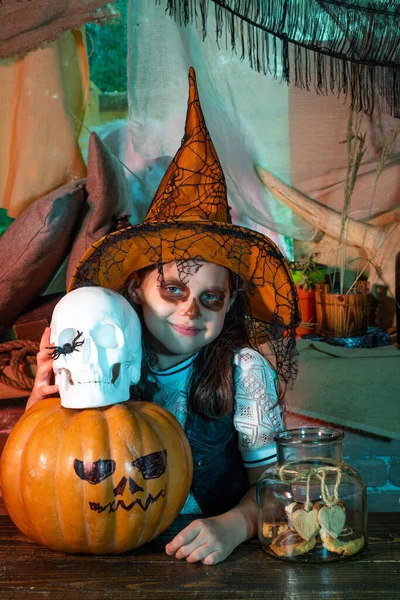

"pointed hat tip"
[188, 66, 198, 103]
[185, 67, 201, 138]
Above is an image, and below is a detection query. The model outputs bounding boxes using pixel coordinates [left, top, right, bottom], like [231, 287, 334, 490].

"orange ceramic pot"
[296, 286, 316, 337]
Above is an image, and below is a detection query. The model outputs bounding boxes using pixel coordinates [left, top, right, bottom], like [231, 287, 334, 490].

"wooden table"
[0, 513, 398, 599]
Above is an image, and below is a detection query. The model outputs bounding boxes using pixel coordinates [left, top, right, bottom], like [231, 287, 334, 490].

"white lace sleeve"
[233, 348, 283, 469]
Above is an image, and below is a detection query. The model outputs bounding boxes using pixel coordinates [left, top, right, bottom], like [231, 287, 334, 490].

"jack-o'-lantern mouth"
[89, 488, 167, 513]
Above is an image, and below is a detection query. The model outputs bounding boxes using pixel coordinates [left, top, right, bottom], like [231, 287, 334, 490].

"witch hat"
[69, 68, 300, 383]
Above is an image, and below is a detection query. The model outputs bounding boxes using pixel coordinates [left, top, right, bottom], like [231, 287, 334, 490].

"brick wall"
[286, 413, 400, 512]
[1, 403, 399, 515]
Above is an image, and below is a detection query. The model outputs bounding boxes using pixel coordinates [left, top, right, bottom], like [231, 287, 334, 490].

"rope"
[279, 463, 343, 510]
[0, 340, 39, 391]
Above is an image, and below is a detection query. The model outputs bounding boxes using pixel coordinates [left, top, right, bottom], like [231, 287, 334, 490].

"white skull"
[50, 287, 142, 409]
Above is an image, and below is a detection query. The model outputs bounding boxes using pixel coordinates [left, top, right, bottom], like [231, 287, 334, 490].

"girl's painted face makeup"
[158, 279, 227, 312]
[132, 261, 234, 369]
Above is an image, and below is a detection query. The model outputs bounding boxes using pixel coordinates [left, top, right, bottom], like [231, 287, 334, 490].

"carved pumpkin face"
[73, 449, 168, 514]
[0, 399, 193, 554]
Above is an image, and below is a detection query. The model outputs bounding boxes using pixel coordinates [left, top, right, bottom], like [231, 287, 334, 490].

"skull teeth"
[58, 366, 121, 386]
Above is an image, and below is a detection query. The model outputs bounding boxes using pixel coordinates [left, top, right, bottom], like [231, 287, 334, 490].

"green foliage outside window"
[0, 209, 14, 237]
[86, 0, 128, 93]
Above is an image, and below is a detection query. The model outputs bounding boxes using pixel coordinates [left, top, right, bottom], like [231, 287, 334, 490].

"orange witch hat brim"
[68, 220, 299, 330]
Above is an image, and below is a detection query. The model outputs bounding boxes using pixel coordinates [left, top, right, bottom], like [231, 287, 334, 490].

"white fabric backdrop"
[100, 1, 400, 266]
[124, 0, 320, 255]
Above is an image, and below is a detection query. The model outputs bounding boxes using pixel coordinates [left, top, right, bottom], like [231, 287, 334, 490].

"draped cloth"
[0, 0, 115, 60]
[0, 30, 88, 218]
[162, 0, 400, 117]
[126, 1, 400, 247]
[0, 0, 117, 218]
[128, 1, 301, 252]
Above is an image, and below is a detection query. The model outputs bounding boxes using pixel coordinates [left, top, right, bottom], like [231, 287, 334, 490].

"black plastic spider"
[47, 331, 85, 360]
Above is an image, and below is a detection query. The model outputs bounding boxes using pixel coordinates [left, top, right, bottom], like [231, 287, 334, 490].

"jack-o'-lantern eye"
[73, 459, 116, 484]
[132, 450, 167, 479]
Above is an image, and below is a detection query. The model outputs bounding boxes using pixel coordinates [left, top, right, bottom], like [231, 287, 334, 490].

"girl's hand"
[165, 513, 246, 565]
[25, 327, 59, 410]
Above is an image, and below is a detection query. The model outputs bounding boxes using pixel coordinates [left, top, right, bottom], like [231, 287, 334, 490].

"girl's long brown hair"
[188, 291, 255, 418]
[122, 264, 258, 419]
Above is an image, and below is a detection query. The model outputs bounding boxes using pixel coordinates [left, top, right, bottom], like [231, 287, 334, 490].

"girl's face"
[131, 261, 235, 369]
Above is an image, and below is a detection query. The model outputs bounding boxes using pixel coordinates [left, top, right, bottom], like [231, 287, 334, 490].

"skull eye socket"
[74, 459, 116, 484]
[132, 450, 167, 479]
[92, 324, 123, 349]
[58, 328, 78, 347]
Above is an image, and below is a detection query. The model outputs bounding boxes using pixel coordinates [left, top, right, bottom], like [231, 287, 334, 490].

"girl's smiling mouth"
[170, 324, 203, 337]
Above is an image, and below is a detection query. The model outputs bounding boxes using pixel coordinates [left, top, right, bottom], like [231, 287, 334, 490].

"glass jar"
[257, 427, 366, 562]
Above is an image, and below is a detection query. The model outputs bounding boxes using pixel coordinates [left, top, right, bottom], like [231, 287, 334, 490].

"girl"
[27, 68, 300, 564]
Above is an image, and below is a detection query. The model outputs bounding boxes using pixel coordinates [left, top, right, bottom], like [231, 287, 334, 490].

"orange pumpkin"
[0, 398, 193, 554]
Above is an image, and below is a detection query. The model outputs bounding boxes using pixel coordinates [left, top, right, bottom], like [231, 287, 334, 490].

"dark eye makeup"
[200, 291, 225, 310]
[158, 280, 227, 310]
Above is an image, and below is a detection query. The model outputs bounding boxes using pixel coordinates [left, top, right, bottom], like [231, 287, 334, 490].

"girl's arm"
[165, 350, 281, 564]
[165, 465, 266, 565]
[25, 327, 59, 411]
